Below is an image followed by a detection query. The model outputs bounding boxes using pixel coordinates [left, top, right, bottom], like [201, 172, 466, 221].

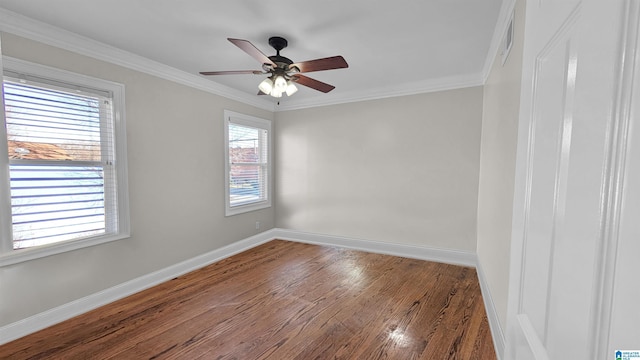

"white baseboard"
[272, 228, 477, 267]
[0, 230, 275, 345]
[0, 228, 477, 345]
[476, 260, 506, 359]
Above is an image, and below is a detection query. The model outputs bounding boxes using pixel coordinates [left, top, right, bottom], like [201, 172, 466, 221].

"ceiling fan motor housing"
[267, 36, 295, 73]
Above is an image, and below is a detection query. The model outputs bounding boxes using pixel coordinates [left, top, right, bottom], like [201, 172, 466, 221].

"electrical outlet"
[255, 221, 260, 230]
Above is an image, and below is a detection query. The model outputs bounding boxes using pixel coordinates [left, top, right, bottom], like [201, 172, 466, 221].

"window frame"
[224, 110, 272, 216]
[0, 56, 130, 266]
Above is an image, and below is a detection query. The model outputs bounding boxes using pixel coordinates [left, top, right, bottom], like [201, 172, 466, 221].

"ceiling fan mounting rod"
[268, 36, 288, 55]
[267, 36, 294, 72]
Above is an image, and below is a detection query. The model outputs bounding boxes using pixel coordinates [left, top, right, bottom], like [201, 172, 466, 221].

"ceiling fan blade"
[291, 75, 336, 93]
[200, 70, 263, 75]
[290, 56, 348, 73]
[228, 38, 276, 66]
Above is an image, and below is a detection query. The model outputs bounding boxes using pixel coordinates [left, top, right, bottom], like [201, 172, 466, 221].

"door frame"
[588, 1, 640, 357]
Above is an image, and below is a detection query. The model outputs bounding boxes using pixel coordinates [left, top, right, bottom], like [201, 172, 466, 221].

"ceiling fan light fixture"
[285, 81, 298, 96]
[274, 75, 288, 92]
[258, 77, 274, 94]
[270, 88, 283, 98]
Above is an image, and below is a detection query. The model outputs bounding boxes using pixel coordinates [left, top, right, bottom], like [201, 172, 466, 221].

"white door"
[506, 0, 636, 359]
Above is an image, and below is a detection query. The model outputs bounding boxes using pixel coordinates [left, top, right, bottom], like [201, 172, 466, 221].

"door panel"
[521, 18, 577, 343]
[507, 0, 627, 359]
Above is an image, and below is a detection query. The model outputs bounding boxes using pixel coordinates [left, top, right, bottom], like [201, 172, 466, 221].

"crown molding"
[0, 8, 276, 112]
[276, 72, 485, 111]
[0, 6, 491, 113]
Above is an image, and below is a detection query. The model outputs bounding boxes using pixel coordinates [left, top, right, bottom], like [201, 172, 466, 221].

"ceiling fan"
[200, 37, 348, 98]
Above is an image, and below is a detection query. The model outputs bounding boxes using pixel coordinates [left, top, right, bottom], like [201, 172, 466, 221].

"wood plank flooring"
[0, 240, 497, 359]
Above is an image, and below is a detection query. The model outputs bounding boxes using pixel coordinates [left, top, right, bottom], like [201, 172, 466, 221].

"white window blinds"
[228, 123, 268, 206]
[4, 76, 118, 249]
[224, 111, 271, 216]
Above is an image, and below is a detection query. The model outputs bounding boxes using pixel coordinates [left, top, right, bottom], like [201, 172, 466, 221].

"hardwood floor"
[0, 240, 497, 359]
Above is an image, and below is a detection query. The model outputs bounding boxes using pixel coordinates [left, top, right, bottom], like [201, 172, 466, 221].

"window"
[0, 58, 129, 265]
[224, 110, 271, 216]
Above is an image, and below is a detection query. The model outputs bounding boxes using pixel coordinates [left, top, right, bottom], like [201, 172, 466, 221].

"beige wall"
[275, 88, 483, 251]
[0, 33, 275, 326]
[476, 0, 526, 330]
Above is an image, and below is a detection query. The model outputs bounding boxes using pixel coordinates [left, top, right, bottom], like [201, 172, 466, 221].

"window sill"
[0, 232, 130, 267]
[226, 201, 271, 216]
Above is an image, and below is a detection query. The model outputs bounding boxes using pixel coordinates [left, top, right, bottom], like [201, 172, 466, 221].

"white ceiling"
[0, 0, 505, 110]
